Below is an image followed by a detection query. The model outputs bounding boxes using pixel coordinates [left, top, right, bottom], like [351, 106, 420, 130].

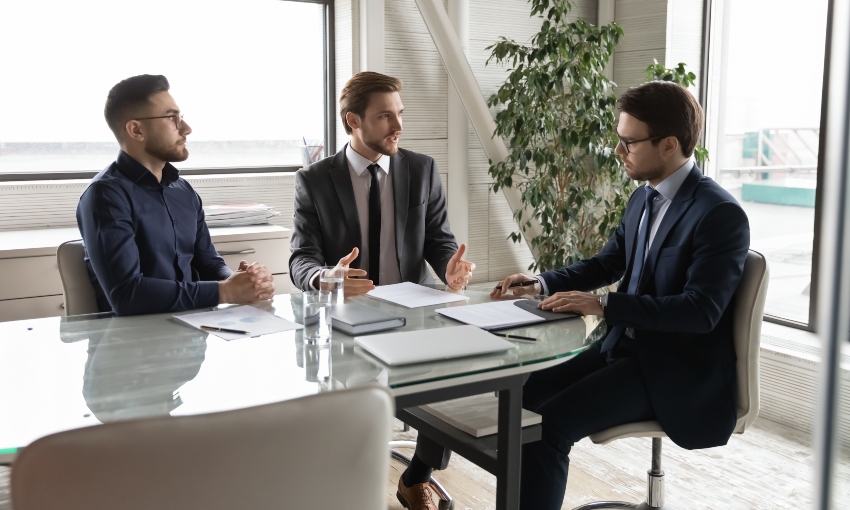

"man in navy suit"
[487, 81, 751, 509]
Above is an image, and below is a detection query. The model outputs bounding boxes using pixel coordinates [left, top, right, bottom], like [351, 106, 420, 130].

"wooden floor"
[1, 418, 848, 509]
[386, 417, 850, 510]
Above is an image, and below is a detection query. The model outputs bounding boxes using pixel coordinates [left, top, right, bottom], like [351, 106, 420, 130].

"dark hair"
[104, 75, 170, 139]
[616, 81, 704, 157]
[339, 72, 402, 135]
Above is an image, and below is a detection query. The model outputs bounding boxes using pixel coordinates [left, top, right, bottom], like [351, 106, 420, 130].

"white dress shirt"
[537, 159, 695, 298]
[310, 144, 403, 288]
[345, 144, 403, 285]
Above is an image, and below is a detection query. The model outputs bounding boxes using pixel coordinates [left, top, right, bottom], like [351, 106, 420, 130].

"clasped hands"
[219, 260, 275, 304]
[490, 272, 603, 317]
[330, 244, 476, 298]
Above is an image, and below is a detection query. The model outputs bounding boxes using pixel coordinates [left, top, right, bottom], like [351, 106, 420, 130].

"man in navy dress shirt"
[77, 75, 274, 316]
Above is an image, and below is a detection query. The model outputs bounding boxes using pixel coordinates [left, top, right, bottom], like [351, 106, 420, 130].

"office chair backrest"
[732, 249, 769, 433]
[56, 240, 99, 316]
[12, 385, 394, 510]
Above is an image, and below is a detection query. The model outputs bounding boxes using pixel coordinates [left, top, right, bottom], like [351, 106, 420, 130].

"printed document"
[436, 299, 546, 330]
[366, 282, 468, 308]
[174, 305, 302, 340]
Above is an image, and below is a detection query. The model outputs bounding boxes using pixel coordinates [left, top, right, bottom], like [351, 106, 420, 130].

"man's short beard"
[364, 134, 399, 156]
[145, 138, 189, 163]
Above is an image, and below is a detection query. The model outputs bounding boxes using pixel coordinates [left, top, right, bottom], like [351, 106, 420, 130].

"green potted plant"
[487, 0, 630, 272]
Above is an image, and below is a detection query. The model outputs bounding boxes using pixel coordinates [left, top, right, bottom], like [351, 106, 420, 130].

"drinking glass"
[302, 290, 332, 344]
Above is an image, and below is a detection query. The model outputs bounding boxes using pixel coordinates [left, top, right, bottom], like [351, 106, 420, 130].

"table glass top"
[0, 283, 604, 457]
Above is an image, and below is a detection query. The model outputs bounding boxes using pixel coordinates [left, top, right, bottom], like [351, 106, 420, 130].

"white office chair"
[572, 249, 769, 510]
[11, 385, 394, 510]
[57, 240, 99, 316]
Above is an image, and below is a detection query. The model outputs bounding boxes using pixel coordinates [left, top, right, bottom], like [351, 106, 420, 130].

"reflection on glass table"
[0, 285, 604, 460]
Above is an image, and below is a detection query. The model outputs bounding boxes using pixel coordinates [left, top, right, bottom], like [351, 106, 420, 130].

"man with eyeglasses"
[76, 74, 274, 316]
[486, 81, 751, 509]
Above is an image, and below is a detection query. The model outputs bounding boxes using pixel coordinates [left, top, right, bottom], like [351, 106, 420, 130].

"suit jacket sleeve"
[538, 193, 637, 293]
[605, 201, 750, 334]
[422, 158, 458, 284]
[289, 170, 327, 290]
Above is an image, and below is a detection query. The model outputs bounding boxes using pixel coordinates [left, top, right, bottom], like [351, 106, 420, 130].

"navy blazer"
[289, 146, 458, 290]
[539, 166, 750, 450]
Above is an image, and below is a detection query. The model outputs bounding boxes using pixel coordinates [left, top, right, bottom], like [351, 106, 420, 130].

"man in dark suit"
[484, 81, 750, 509]
[290, 72, 475, 296]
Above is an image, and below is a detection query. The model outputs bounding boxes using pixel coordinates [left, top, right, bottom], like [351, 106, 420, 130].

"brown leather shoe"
[396, 477, 438, 510]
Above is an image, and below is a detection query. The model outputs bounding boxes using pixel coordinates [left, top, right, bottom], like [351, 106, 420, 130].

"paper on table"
[174, 305, 302, 340]
[436, 299, 546, 330]
[366, 282, 468, 308]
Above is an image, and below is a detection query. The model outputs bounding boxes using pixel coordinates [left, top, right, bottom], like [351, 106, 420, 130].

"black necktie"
[601, 187, 661, 353]
[367, 164, 381, 285]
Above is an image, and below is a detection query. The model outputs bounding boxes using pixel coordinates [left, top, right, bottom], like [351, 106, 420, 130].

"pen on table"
[493, 279, 538, 290]
[492, 332, 538, 343]
[200, 325, 250, 335]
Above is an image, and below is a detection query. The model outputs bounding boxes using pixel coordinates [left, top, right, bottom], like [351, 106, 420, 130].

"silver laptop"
[354, 325, 515, 366]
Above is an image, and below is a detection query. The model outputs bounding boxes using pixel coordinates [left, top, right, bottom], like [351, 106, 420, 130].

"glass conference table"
[0, 283, 605, 510]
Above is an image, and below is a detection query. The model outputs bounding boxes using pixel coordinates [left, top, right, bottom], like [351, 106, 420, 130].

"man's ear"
[124, 120, 145, 143]
[662, 136, 681, 159]
[345, 111, 361, 132]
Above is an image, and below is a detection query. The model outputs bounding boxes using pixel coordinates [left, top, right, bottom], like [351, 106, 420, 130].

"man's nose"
[181, 120, 192, 135]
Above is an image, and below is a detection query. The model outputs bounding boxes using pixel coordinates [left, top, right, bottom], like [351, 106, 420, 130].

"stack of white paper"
[203, 203, 280, 227]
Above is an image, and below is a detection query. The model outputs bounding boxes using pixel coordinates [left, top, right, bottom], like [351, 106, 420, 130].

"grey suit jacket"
[289, 145, 459, 290]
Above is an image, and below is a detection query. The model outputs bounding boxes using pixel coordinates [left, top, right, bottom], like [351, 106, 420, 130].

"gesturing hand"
[335, 247, 375, 297]
[445, 244, 476, 290]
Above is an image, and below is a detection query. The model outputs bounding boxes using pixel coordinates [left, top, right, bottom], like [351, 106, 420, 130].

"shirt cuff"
[308, 267, 323, 290]
[536, 275, 549, 296]
[198, 280, 221, 307]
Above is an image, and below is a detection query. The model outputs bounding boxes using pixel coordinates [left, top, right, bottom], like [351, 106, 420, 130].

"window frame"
[702, 0, 832, 332]
[0, 0, 335, 183]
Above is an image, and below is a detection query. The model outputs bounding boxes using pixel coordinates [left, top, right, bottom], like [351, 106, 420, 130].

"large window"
[707, 0, 829, 328]
[0, 0, 329, 177]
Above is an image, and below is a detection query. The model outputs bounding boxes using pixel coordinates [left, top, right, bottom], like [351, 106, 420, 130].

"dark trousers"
[412, 342, 654, 509]
[519, 341, 655, 510]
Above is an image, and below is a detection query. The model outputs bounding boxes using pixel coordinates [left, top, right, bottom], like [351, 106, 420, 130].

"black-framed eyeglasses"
[617, 135, 662, 154]
[134, 113, 184, 130]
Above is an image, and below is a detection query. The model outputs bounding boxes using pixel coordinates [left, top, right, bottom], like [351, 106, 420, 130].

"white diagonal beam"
[413, 0, 540, 258]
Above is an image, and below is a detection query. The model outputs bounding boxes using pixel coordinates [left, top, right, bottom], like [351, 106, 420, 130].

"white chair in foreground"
[11, 385, 394, 510]
[573, 249, 769, 510]
[56, 240, 99, 316]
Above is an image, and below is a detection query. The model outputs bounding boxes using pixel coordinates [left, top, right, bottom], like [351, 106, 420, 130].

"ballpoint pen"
[493, 279, 538, 290]
[491, 332, 538, 342]
[200, 325, 250, 335]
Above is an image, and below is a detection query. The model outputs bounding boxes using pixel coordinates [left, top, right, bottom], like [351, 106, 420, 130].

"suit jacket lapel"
[623, 188, 646, 272]
[391, 151, 409, 265]
[642, 166, 701, 277]
[328, 145, 362, 247]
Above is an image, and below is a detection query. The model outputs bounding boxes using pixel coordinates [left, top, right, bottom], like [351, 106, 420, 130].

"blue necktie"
[601, 187, 660, 353]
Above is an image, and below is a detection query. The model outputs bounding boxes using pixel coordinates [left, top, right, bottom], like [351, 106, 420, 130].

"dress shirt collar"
[345, 143, 391, 176]
[115, 150, 180, 188]
[648, 159, 693, 201]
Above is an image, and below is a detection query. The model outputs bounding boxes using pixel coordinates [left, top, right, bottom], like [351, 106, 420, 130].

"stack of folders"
[203, 203, 280, 227]
[331, 302, 406, 335]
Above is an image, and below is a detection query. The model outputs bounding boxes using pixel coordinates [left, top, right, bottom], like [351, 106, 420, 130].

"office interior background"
[1, 0, 849, 508]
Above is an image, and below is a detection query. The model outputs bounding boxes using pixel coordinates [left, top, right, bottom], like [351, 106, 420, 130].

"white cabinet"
[0, 225, 290, 322]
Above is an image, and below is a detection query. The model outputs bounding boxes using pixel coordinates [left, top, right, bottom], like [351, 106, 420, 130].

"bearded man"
[289, 71, 475, 296]
[77, 74, 274, 316]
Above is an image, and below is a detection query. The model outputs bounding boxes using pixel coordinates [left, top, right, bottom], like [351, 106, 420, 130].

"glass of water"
[302, 290, 332, 344]
[319, 265, 345, 305]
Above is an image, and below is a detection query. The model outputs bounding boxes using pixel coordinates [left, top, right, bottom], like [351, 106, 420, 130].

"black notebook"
[331, 302, 406, 335]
